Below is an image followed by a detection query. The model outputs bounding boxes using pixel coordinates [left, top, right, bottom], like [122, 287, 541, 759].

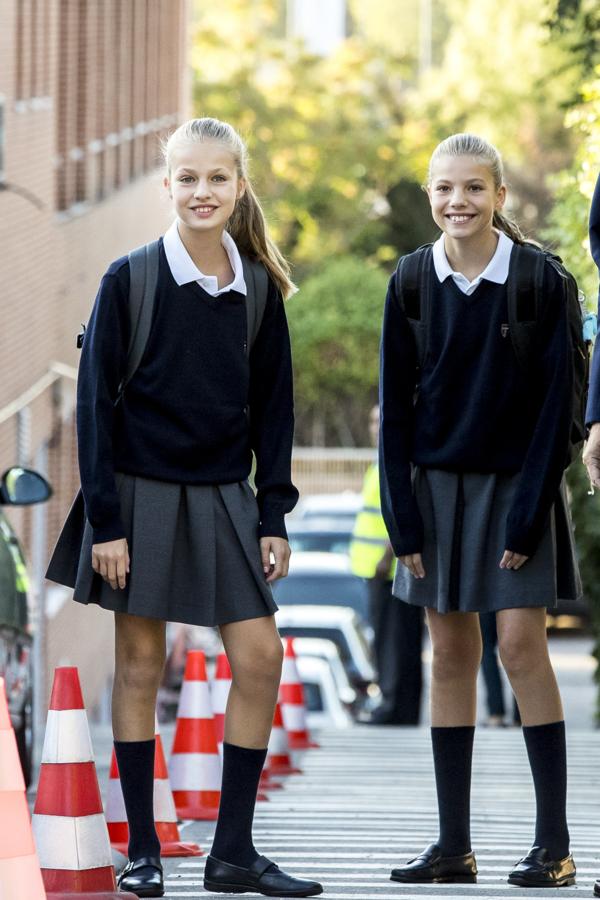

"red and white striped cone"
[265, 701, 301, 777]
[168, 650, 222, 820]
[32, 667, 136, 899]
[0, 677, 46, 900]
[280, 638, 319, 749]
[106, 717, 202, 857]
[210, 652, 231, 756]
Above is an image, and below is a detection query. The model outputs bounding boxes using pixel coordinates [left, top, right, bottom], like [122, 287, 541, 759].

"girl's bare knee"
[232, 636, 283, 692]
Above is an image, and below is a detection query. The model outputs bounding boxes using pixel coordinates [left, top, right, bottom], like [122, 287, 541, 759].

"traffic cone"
[265, 701, 301, 776]
[280, 638, 319, 749]
[210, 652, 231, 754]
[106, 717, 202, 857]
[32, 667, 136, 899]
[168, 650, 222, 820]
[0, 677, 46, 900]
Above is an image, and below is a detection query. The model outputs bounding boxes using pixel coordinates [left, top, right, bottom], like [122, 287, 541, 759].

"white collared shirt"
[162, 220, 247, 297]
[432, 230, 513, 295]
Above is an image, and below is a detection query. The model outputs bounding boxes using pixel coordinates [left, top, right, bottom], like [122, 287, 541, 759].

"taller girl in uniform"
[47, 117, 323, 899]
[380, 133, 580, 889]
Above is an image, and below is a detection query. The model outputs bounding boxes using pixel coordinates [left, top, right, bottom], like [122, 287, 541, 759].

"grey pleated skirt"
[392, 468, 582, 614]
[46, 473, 277, 626]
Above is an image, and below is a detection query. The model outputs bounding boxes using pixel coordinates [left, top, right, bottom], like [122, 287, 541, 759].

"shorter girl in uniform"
[47, 118, 323, 899]
[380, 133, 580, 888]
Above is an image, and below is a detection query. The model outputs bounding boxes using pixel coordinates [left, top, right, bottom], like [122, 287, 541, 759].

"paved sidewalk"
[158, 726, 600, 898]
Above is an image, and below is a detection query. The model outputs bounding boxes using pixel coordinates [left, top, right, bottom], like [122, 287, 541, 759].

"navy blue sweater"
[379, 260, 572, 558]
[77, 240, 298, 544]
[586, 171, 600, 425]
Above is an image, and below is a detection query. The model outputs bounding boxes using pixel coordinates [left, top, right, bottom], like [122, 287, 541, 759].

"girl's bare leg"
[426, 609, 482, 725]
[495, 607, 562, 725]
[112, 612, 167, 740]
[219, 614, 283, 746]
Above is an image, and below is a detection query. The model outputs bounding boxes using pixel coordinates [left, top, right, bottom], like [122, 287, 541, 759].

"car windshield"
[288, 533, 352, 554]
[302, 681, 324, 712]
[272, 573, 368, 620]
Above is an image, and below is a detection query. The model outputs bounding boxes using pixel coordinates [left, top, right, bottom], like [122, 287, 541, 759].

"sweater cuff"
[91, 520, 127, 545]
[258, 506, 289, 541]
[504, 523, 541, 558]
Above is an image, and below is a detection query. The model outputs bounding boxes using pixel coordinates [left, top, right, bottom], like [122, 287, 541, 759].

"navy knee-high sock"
[522, 721, 570, 859]
[113, 739, 161, 860]
[431, 726, 475, 856]
[210, 742, 268, 867]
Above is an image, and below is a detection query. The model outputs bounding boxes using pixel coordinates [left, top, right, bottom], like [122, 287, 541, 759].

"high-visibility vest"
[349, 464, 395, 580]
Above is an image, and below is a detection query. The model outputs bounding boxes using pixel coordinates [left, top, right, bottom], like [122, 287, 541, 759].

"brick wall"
[0, 0, 190, 715]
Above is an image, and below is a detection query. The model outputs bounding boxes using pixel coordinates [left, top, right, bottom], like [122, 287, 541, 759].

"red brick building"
[0, 0, 189, 715]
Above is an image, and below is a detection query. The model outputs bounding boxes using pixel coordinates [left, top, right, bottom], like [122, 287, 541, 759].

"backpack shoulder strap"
[506, 242, 546, 370]
[394, 243, 434, 368]
[116, 239, 160, 403]
[241, 255, 269, 355]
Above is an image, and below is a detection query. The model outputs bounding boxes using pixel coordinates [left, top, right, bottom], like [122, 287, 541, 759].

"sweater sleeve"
[378, 272, 424, 556]
[76, 262, 130, 544]
[586, 171, 600, 426]
[505, 262, 572, 556]
[248, 278, 299, 540]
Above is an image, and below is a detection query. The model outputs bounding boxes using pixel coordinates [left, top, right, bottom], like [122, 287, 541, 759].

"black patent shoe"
[390, 842, 477, 883]
[204, 854, 323, 897]
[508, 846, 576, 887]
[594, 878, 600, 896]
[117, 855, 164, 897]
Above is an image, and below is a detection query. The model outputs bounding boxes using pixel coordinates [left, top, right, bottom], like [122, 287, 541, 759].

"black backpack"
[394, 241, 594, 467]
[77, 240, 269, 406]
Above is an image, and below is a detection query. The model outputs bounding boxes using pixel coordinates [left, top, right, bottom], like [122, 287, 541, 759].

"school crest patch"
[501, 324, 509, 338]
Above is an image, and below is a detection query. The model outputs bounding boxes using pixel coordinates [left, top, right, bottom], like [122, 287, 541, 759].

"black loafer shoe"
[390, 842, 477, 883]
[117, 855, 164, 897]
[508, 846, 576, 887]
[204, 854, 323, 897]
[594, 878, 600, 896]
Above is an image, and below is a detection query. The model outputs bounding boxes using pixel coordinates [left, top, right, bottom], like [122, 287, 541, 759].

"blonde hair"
[427, 133, 527, 245]
[163, 118, 296, 299]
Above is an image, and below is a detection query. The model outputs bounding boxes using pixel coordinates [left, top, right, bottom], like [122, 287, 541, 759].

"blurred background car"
[287, 517, 353, 555]
[271, 551, 370, 623]
[295, 654, 353, 730]
[0, 467, 52, 785]
[291, 492, 362, 524]
[290, 637, 357, 711]
[275, 604, 377, 713]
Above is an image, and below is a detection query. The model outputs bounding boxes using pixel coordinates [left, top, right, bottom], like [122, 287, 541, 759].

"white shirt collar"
[163, 220, 247, 297]
[432, 230, 513, 296]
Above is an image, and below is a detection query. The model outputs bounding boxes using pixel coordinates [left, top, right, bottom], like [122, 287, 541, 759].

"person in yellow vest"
[350, 405, 423, 724]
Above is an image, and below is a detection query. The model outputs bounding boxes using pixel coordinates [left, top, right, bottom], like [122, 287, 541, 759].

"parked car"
[0, 467, 52, 785]
[291, 636, 357, 711]
[291, 492, 362, 524]
[287, 517, 353, 556]
[275, 605, 376, 706]
[272, 551, 370, 622]
[295, 655, 353, 730]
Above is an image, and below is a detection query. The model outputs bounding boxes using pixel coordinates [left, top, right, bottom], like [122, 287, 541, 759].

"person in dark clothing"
[583, 172, 600, 900]
[46, 117, 323, 900]
[381, 133, 580, 889]
[350, 405, 423, 724]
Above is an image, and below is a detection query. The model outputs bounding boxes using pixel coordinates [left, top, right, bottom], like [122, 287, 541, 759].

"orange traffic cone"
[265, 701, 301, 776]
[0, 677, 46, 900]
[280, 638, 319, 749]
[168, 650, 222, 820]
[210, 652, 231, 754]
[32, 667, 136, 899]
[106, 716, 202, 857]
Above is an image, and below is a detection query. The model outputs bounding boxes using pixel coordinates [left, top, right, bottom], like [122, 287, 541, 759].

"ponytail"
[163, 118, 296, 299]
[492, 210, 527, 245]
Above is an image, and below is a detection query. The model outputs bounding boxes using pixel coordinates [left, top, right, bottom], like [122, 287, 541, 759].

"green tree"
[287, 257, 389, 445]
[544, 72, 600, 717]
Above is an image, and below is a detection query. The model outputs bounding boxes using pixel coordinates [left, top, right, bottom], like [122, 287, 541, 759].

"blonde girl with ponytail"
[47, 117, 323, 898]
[381, 133, 580, 889]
